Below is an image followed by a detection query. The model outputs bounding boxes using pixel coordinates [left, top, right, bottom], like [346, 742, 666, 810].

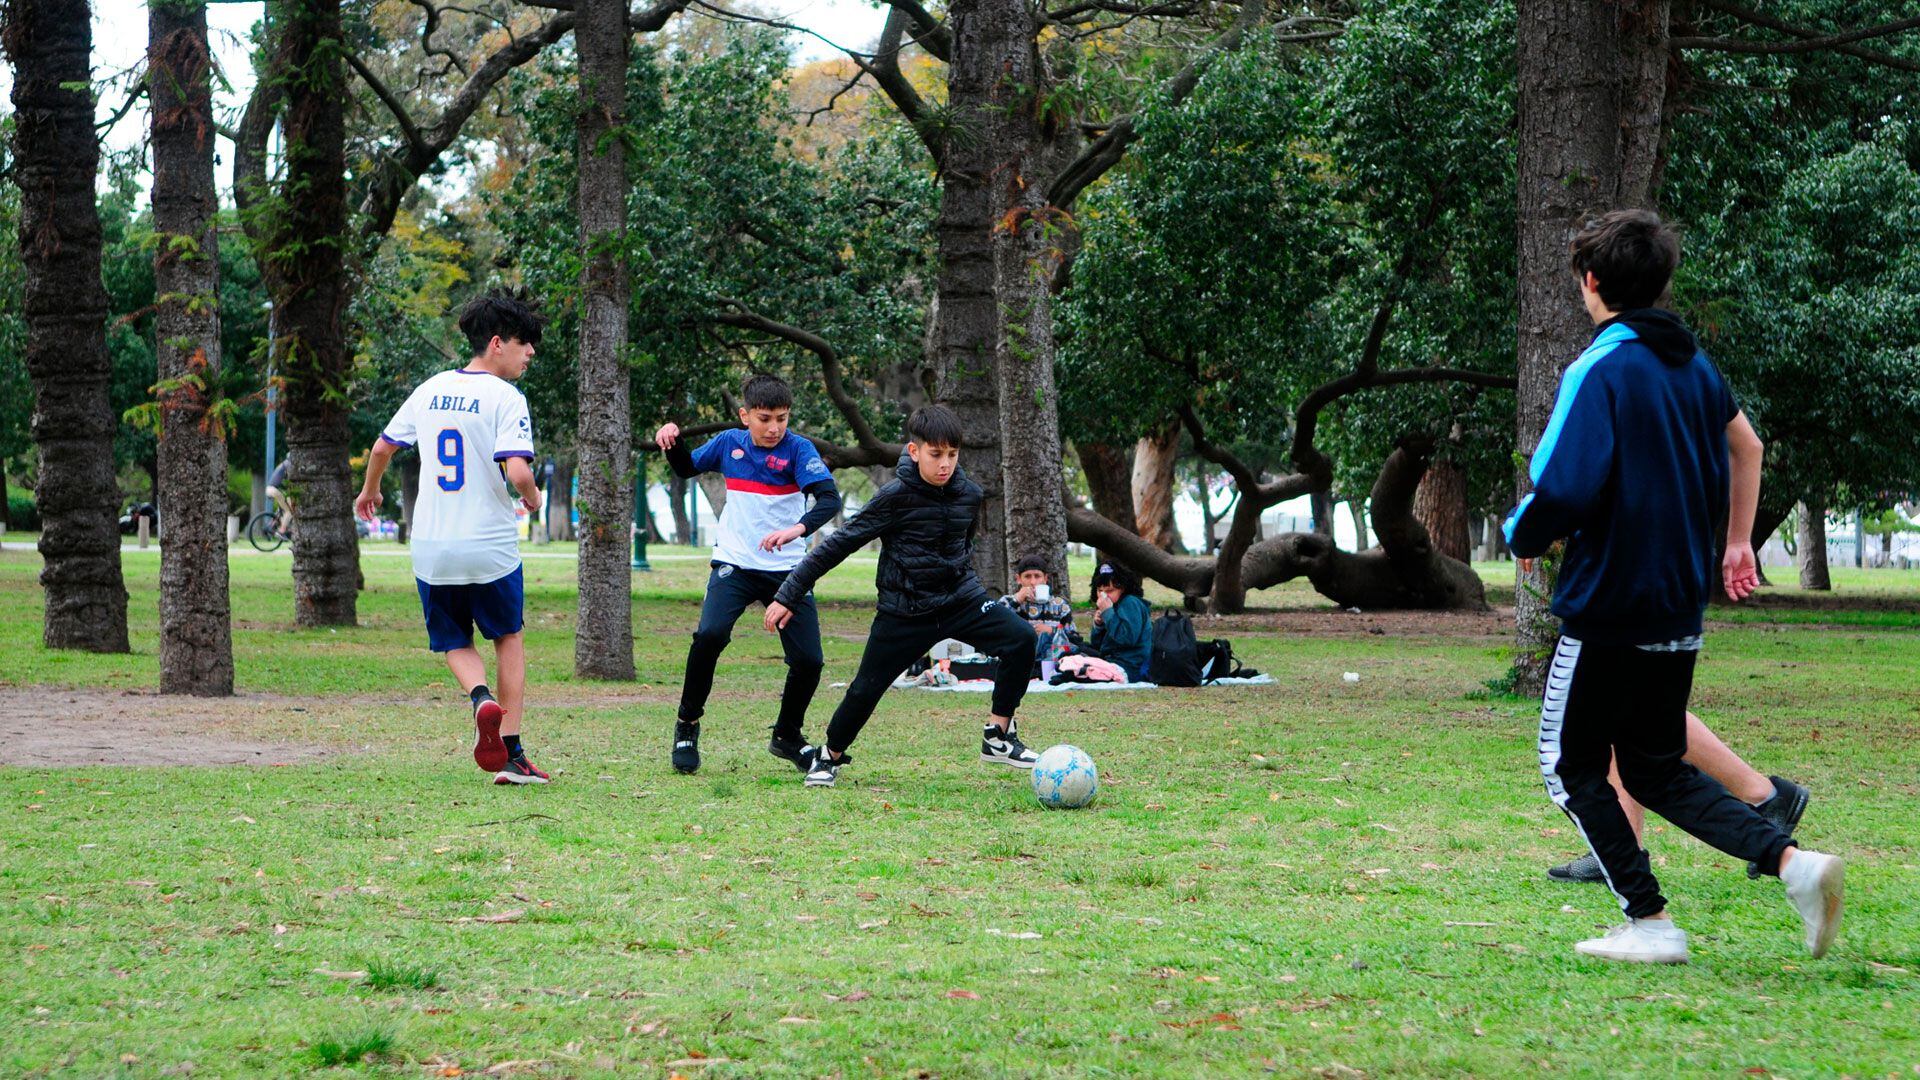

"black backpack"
[1149, 611, 1203, 687]
[1197, 638, 1259, 682]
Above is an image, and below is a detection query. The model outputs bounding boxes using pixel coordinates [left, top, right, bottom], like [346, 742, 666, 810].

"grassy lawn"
[1, 543, 1916, 1077]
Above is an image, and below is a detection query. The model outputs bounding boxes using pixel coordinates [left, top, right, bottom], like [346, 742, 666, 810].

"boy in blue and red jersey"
[653, 374, 842, 775]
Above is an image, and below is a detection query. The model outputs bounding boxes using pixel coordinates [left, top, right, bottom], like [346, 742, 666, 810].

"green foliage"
[489, 31, 936, 448]
[6, 492, 39, 531]
[1058, 2, 1518, 507]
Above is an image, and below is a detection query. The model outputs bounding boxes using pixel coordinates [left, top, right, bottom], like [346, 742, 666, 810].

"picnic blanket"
[887, 673, 1275, 693]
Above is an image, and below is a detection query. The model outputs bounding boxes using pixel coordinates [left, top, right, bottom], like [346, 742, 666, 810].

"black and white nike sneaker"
[981, 722, 1039, 769]
[768, 732, 812, 771]
[671, 720, 701, 774]
[1750, 776, 1811, 879]
[805, 748, 844, 788]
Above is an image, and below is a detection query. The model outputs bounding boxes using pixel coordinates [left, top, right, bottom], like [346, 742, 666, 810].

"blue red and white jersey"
[380, 368, 534, 586]
[688, 428, 830, 571]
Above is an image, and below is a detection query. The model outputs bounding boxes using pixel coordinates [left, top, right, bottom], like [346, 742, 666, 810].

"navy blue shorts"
[416, 566, 525, 651]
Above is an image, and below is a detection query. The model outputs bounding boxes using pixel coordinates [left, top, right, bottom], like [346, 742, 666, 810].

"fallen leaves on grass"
[1162, 1012, 1240, 1031]
[826, 990, 871, 1003]
[945, 990, 981, 1000]
[453, 909, 525, 925]
[777, 1016, 817, 1024]
[313, 968, 366, 980]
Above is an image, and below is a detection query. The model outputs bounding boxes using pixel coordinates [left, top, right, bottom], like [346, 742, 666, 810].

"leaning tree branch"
[1674, 15, 1920, 55]
[710, 300, 903, 462]
[884, 0, 951, 62]
[408, 0, 470, 76]
[1694, 0, 1920, 73]
[344, 52, 429, 161]
[865, 7, 942, 163]
[233, 27, 287, 250]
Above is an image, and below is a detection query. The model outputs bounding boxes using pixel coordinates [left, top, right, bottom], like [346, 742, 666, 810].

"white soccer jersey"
[380, 368, 535, 585]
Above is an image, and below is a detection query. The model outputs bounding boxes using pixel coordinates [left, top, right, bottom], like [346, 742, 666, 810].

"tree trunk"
[572, 0, 635, 680]
[1413, 458, 1471, 564]
[1208, 496, 1265, 613]
[1132, 422, 1181, 552]
[1075, 441, 1134, 531]
[1310, 489, 1335, 538]
[3, 0, 130, 652]
[695, 472, 727, 522]
[151, 1, 233, 695]
[1349, 502, 1370, 550]
[398, 452, 419, 545]
[547, 453, 574, 542]
[265, 0, 357, 626]
[1513, 0, 1670, 693]
[1796, 502, 1830, 590]
[666, 471, 692, 545]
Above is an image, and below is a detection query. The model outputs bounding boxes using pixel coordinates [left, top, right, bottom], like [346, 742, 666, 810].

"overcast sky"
[29, 0, 886, 187]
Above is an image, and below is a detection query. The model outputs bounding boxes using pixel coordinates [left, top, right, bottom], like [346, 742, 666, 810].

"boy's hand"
[653, 422, 680, 450]
[1517, 558, 1534, 574]
[764, 601, 793, 633]
[521, 489, 543, 515]
[354, 489, 382, 522]
[1095, 590, 1114, 613]
[1011, 585, 1034, 603]
[1722, 540, 1759, 601]
[759, 524, 805, 551]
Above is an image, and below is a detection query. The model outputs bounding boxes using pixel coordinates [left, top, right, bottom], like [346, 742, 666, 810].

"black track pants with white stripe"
[1538, 636, 1795, 918]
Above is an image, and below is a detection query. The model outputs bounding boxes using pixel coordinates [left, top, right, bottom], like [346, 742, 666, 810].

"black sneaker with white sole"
[1750, 775, 1810, 879]
[805, 749, 844, 787]
[671, 720, 701, 774]
[981, 723, 1038, 769]
[1547, 852, 1605, 883]
[768, 732, 812, 771]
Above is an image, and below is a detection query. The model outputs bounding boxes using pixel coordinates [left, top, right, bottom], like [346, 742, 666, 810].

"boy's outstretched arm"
[653, 422, 706, 480]
[1504, 362, 1615, 558]
[505, 456, 543, 515]
[764, 489, 898, 630]
[355, 439, 399, 522]
[1722, 410, 1765, 601]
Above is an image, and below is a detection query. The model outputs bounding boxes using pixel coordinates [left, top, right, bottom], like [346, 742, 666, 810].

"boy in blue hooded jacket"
[1504, 209, 1844, 965]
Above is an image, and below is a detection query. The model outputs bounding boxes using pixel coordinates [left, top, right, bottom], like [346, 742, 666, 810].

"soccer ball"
[1030, 744, 1098, 809]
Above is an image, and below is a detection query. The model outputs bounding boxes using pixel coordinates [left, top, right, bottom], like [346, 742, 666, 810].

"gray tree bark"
[666, 472, 692, 545]
[1796, 502, 1831, 590]
[573, 0, 635, 679]
[151, 0, 233, 694]
[546, 453, 574, 542]
[1413, 458, 1472, 564]
[3, 0, 130, 652]
[695, 473, 727, 523]
[398, 452, 419, 544]
[1074, 441, 1134, 532]
[1513, 0, 1670, 693]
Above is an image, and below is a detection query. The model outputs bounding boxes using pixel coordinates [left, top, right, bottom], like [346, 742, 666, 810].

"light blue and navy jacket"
[665, 428, 841, 573]
[1503, 309, 1740, 646]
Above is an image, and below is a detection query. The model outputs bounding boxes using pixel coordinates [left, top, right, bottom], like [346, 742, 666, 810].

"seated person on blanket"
[999, 552, 1075, 669]
[762, 405, 1043, 787]
[1089, 562, 1152, 682]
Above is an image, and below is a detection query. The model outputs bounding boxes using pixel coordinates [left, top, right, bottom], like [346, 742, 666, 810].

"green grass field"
[1, 542, 1916, 1078]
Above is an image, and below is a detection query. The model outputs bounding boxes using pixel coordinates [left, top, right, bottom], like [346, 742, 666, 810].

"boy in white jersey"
[653, 374, 842, 775]
[354, 293, 550, 785]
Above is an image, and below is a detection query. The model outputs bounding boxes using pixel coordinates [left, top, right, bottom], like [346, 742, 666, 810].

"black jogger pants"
[823, 598, 1039, 754]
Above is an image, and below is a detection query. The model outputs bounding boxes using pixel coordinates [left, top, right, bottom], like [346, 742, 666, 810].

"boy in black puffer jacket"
[763, 405, 1041, 787]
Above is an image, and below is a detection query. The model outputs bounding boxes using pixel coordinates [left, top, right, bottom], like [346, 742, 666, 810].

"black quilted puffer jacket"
[773, 453, 989, 618]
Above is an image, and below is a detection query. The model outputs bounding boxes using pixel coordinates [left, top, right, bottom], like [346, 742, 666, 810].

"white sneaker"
[1574, 917, 1690, 963]
[1780, 849, 1845, 958]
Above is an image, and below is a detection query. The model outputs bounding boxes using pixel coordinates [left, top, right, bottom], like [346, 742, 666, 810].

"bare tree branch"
[408, 0, 471, 76]
[1674, 15, 1920, 55]
[344, 52, 429, 161]
[1694, 0, 1920, 73]
[884, 0, 951, 62]
[866, 7, 943, 162]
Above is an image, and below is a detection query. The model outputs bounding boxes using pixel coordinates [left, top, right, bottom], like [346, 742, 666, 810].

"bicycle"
[246, 507, 294, 552]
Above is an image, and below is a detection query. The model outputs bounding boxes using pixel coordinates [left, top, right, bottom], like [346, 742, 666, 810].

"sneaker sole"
[494, 771, 549, 785]
[1573, 942, 1689, 964]
[980, 752, 1036, 770]
[804, 777, 837, 788]
[672, 760, 700, 775]
[1546, 870, 1607, 884]
[473, 701, 508, 772]
[1801, 858, 1844, 958]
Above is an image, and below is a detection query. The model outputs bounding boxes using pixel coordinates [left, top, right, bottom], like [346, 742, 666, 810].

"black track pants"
[1538, 636, 1795, 919]
[823, 599, 1039, 754]
[678, 564, 824, 741]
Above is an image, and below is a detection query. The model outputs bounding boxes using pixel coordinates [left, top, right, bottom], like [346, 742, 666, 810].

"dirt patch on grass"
[0, 687, 342, 767]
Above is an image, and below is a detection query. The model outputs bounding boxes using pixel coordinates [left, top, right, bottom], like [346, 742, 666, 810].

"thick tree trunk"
[1513, 0, 1670, 693]
[1075, 441, 1134, 531]
[573, 0, 635, 679]
[4, 0, 130, 652]
[1208, 497, 1265, 613]
[1310, 490, 1335, 538]
[1796, 502, 1830, 590]
[151, 1, 233, 695]
[695, 472, 727, 522]
[666, 472, 692, 545]
[1413, 458, 1471, 564]
[1132, 422, 1181, 552]
[267, 0, 357, 626]
[1349, 502, 1370, 550]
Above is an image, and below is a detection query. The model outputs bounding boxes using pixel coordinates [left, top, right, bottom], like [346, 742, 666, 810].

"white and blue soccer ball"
[1030, 744, 1098, 809]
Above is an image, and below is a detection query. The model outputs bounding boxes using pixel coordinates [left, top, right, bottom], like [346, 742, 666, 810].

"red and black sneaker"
[473, 695, 509, 772]
[494, 756, 550, 785]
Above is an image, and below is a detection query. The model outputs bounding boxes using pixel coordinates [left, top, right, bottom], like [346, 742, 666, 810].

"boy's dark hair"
[458, 290, 544, 356]
[1090, 561, 1143, 601]
[740, 373, 793, 412]
[907, 404, 964, 448]
[1013, 553, 1051, 576]
[1569, 209, 1680, 311]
